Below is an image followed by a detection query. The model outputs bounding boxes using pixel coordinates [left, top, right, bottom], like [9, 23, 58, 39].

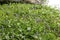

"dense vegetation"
[0, 3, 60, 40]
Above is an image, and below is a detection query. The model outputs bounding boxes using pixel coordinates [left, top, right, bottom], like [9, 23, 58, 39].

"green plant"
[0, 3, 60, 40]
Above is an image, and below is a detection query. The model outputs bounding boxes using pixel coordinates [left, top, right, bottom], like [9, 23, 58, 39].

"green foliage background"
[0, 3, 60, 40]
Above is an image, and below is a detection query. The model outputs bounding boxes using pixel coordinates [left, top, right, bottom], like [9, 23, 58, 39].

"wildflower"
[27, 27, 31, 31]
